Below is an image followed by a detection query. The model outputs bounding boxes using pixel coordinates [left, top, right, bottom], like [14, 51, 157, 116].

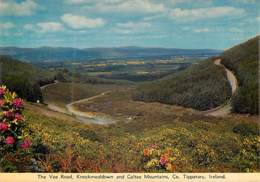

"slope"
[221, 36, 259, 114]
[133, 58, 232, 111]
[0, 55, 55, 102]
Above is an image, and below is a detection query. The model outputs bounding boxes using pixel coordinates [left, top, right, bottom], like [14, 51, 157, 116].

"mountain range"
[0, 46, 221, 62]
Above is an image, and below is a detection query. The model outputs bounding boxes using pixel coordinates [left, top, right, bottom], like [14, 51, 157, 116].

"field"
[36, 56, 198, 82]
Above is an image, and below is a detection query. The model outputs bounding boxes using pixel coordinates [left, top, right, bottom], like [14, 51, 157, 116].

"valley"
[0, 36, 259, 173]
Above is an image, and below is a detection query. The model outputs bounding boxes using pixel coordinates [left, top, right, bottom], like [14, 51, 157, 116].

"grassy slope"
[24, 102, 259, 172]
[0, 55, 54, 82]
[133, 59, 231, 111]
[42, 82, 127, 108]
[0, 55, 55, 101]
[221, 36, 259, 114]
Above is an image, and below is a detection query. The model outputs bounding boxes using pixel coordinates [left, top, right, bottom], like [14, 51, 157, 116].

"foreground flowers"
[141, 144, 185, 172]
[0, 85, 30, 153]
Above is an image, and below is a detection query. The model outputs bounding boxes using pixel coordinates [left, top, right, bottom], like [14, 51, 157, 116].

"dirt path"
[40, 80, 59, 90]
[204, 58, 238, 117]
[66, 91, 115, 124]
[40, 80, 68, 114]
[41, 80, 115, 124]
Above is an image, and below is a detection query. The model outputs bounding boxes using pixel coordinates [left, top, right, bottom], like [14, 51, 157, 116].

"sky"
[0, 0, 259, 49]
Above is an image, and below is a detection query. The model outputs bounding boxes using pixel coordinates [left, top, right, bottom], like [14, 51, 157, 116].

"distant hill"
[0, 55, 55, 102]
[0, 46, 221, 62]
[221, 36, 259, 114]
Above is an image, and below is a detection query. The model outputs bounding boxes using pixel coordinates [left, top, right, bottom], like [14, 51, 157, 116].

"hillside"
[221, 36, 259, 114]
[0, 47, 221, 62]
[133, 58, 231, 111]
[0, 55, 55, 102]
[6, 101, 257, 172]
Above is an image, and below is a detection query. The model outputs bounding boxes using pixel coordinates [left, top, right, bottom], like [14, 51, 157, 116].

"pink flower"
[5, 136, 15, 145]
[15, 113, 23, 121]
[0, 87, 6, 96]
[160, 155, 168, 166]
[0, 122, 9, 132]
[150, 144, 158, 149]
[0, 99, 4, 106]
[13, 98, 24, 109]
[21, 139, 31, 149]
[5, 111, 14, 118]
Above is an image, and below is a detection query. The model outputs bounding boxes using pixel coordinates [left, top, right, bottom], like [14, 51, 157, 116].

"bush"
[233, 123, 259, 136]
[3, 75, 43, 103]
[141, 145, 186, 172]
[232, 136, 260, 172]
[0, 85, 31, 171]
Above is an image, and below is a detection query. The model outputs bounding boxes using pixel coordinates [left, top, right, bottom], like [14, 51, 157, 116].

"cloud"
[61, 14, 105, 29]
[170, 0, 212, 4]
[65, 0, 124, 4]
[113, 21, 151, 34]
[37, 22, 64, 33]
[65, 0, 92, 4]
[193, 28, 212, 33]
[24, 22, 63, 33]
[0, 0, 38, 16]
[229, 27, 244, 33]
[85, 0, 165, 14]
[116, 21, 151, 29]
[0, 22, 15, 30]
[170, 7, 245, 21]
[233, 0, 257, 3]
[23, 24, 35, 31]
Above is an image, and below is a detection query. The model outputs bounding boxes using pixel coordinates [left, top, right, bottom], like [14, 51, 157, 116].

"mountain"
[221, 35, 259, 114]
[0, 55, 55, 102]
[133, 36, 259, 113]
[0, 46, 221, 62]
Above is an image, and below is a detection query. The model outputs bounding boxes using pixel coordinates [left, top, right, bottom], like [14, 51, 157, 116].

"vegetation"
[0, 56, 55, 102]
[0, 86, 31, 172]
[221, 36, 259, 114]
[133, 59, 231, 111]
[6, 98, 257, 172]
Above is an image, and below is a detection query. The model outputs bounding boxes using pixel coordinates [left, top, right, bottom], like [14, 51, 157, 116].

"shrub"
[193, 143, 217, 167]
[0, 85, 31, 171]
[232, 136, 260, 172]
[141, 145, 187, 172]
[233, 123, 259, 136]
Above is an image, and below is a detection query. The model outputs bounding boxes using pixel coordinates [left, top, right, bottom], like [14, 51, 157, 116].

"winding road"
[41, 81, 114, 124]
[40, 80, 68, 114]
[40, 58, 238, 123]
[203, 58, 238, 117]
[65, 91, 115, 124]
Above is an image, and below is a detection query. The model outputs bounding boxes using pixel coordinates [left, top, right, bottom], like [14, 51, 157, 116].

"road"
[40, 80, 59, 90]
[40, 80, 69, 113]
[40, 58, 238, 120]
[65, 91, 115, 124]
[204, 58, 238, 117]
